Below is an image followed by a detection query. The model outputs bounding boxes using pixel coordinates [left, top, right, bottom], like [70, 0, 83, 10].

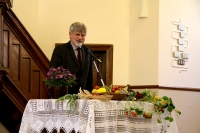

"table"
[19, 99, 178, 133]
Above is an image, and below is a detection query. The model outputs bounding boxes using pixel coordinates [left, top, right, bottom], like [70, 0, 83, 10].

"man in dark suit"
[49, 22, 93, 94]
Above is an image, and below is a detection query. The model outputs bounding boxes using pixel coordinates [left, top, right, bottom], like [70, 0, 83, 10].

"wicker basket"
[111, 93, 127, 100]
[92, 92, 127, 100]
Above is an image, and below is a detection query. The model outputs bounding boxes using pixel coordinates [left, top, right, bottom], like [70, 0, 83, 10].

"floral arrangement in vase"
[43, 66, 76, 98]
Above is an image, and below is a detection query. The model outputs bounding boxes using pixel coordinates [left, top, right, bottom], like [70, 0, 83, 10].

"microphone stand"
[92, 58, 105, 86]
[84, 47, 105, 86]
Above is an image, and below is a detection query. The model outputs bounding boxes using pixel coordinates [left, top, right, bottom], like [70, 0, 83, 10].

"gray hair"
[69, 22, 87, 35]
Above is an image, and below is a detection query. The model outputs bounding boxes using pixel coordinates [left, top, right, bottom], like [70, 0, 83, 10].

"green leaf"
[124, 108, 129, 112]
[157, 118, 161, 123]
[169, 117, 173, 122]
[178, 111, 181, 115]
[158, 101, 163, 107]
[137, 107, 144, 112]
[165, 116, 173, 122]
[143, 89, 150, 95]
[130, 107, 137, 110]
[137, 110, 144, 115]
[167, 105, 175, 112]
[162, 96, 169, 101]
[56, 95, 66, 102]
[161, 109, 164, 113]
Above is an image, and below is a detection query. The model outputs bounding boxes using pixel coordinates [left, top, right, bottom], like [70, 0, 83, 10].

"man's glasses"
[72, 33, 86, 37]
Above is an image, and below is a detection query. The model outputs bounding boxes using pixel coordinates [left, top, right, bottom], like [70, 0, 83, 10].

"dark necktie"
[76, 48, 82, 66]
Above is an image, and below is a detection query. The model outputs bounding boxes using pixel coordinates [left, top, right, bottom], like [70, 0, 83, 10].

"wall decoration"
[172, 20, 189, 72]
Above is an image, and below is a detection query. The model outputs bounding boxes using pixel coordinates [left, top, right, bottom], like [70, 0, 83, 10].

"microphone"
[84, 47, 102, 63]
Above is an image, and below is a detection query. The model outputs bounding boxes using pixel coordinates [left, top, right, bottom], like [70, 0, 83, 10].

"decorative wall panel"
[32, 70, 40, 98]
[3, 30, 9, 67]
[11, 44, 20, 80]
[22, 57, 31, 93]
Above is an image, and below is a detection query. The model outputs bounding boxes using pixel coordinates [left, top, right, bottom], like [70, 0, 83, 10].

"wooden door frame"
[85, 44, 113, 85]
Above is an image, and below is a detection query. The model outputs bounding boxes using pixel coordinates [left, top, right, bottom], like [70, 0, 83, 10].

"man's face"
[69, 31, 86, 47]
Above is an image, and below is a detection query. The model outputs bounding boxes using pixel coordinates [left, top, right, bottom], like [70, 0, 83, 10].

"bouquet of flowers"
[44, 66, 76, 89]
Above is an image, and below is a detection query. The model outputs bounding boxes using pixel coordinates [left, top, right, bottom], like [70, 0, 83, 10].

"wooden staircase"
[0, 92, 22, 133]
[0, 0, 50, 132]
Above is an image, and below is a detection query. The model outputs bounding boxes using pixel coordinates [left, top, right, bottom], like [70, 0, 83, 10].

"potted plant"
[44, 66, 76, 99]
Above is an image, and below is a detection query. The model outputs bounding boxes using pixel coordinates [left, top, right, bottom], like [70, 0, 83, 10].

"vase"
[48, 86, 68, 99]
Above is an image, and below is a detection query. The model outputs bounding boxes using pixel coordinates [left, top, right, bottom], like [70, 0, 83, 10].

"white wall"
[157, 2, 200, 131]
[130, 0, 159, 85]
[158, 90, 200, 133]
[159, 0, 200, 88]
[129, 1, 200, 132]
[12, 0, 39, 42]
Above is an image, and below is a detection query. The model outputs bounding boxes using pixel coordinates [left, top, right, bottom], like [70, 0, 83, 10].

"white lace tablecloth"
[19, 99, 178, 133]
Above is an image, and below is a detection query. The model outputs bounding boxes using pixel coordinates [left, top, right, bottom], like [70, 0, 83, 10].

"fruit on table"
[96, 87, 106, 93]
[94, 85, 99, 89]
[111, 86, 125, 93]
[92, 86, 106, 93]
[111, 86, 118, 93]
[114, 90, 120, 94]
[143, 112, 152, 118]
[92, 89, 97, 93]
[92, 85, 128, 94]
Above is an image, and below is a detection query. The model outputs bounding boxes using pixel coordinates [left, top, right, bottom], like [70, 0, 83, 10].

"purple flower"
[68, 73, 73, 76]
[58, 74, 63, 78]
[44, 66, 76, 88]
[52, 68, 57, 71]
[57, 66, 61, 70]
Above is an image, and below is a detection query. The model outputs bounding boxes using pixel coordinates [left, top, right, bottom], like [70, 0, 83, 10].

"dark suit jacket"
[49, 41, 93, 94]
